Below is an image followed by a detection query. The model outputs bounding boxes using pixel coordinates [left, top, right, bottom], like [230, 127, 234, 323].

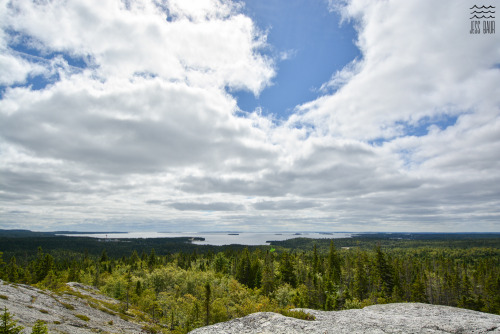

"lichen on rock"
[189, 303, 500, 334]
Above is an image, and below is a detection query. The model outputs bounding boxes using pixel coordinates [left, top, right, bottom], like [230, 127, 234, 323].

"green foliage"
[204, 282, 211, 326]
[31, 320, 48, 334]
[327, 241, 341, 284]
[74, 314, 90, 322]
[235, 248, 261, 289]
[261, 251, 275, 296]
[0, 307, 24, 334]
[279, 308, 315, 320]
[278, 251, 296, 288]
[33, 248, 54, 283]
[59, 302, 75, 310]
[1, 233, 499, 333]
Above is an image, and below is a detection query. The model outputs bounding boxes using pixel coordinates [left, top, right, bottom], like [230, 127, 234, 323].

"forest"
[1, 231, 499, 333]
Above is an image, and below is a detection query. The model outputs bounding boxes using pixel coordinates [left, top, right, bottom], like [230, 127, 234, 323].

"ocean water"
[58, 231, 352, 246]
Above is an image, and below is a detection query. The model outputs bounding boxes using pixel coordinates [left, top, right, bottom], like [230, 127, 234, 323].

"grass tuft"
[279, 308, 316, 321]
[75, 314, 90, 321]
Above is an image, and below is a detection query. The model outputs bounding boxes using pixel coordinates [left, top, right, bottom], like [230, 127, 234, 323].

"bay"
[58, 231, 352, 246]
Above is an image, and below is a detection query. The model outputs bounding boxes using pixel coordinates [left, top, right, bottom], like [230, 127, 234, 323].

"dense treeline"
[1, 234, 500, 333]
[0, 234, 257, 261]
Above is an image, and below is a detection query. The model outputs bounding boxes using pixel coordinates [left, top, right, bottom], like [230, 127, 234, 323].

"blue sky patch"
[399, 114, 459, 137]
[233, 0, 360, 120]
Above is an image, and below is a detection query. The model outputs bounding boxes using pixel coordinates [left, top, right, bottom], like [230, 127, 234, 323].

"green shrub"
[74, 314, 90, 322]
[1, 306, 24, 334]
[343, 298, 363, 310]
[31, 320, 49, 334]
[279, 308, 315, 320]
[60, 302, 75, 310]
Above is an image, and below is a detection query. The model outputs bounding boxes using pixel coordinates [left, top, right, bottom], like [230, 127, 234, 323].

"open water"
[58, 231, 352, 246]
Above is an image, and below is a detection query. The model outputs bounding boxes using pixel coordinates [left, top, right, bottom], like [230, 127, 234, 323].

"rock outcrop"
[0, 280, 145, 333]
[190, 303, 500, 334]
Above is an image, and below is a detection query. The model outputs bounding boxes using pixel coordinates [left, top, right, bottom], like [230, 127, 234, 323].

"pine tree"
[34, 248, 54, 283]
[353, 251, 369, 300]
[31, 320, 48, 334]
[135, 280, 142, 296]
[148, 249, 157, 268]
[375, 245, 394, 298]
[236, 248, 256, 288]
[204, 282, 211, 326]
[130, 250, 140, 264]
[251, 258, 262, 289]
[100, 249, 108, 263]
[92, 262, 100, 288]
[327, 241, 341, 284]
[261, 251, 275, 296]
[0, 307, 24, 334]
[67, 261, 80, 282]
[6, 257, 18, 283]
[411, 273, 427, 303]
[278, 251, 297, 288]
[0, 252, 4, 279]
[213, 253, 229, 274]
[312, 244, 321, 275]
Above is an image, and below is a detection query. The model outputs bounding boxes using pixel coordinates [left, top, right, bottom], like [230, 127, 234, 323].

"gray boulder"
[189, 303, 500, 334]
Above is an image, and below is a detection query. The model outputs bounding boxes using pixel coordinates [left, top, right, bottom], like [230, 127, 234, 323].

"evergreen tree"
[100, 250, 108, 262]
[92, 262, 100, 288]
[213, 253, 229, 274]
[261, 251, 275, 296]
[31, 320, 48, 334]
[278, 251, 297, 288]
[67, 261, 80, 282]
[484, 274, 500, 314]
[312, 244, 321, 275]
[148, 249, 157, 268]
[0, 307, 24, 334]
[0, 252, 4, 279]
[375, 245, 394, 298]
[34, 248, 54, 283]
[251, 257, 262, 289]
[236, 248, 257, 288]
[411, 274, 427, 303]
[204, 282, 211, 326]
[141, 250, 148, 262]
[327, 241, 341, 284]
[130, 250, 140, 265]
[6, 257, 18, 283]
[353, 251, 369, 300]
[135, 280, 142, 296]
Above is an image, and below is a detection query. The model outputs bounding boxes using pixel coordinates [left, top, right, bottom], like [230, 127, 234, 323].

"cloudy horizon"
[1, 0, 499, 232]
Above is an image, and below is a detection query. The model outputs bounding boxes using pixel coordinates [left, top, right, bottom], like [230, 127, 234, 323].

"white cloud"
[297, 0, 500, 140]
[3, 0, 274, 94]
[1, 0, 499, 232]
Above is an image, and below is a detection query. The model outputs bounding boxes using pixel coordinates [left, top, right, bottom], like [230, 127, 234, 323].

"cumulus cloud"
[1, 0, 499, 232]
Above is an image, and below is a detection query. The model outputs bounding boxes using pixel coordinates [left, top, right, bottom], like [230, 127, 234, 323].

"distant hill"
[0, 229, 55, 237]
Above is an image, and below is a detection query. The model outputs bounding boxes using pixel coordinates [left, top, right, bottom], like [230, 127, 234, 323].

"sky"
[0, 0, 499, 233]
